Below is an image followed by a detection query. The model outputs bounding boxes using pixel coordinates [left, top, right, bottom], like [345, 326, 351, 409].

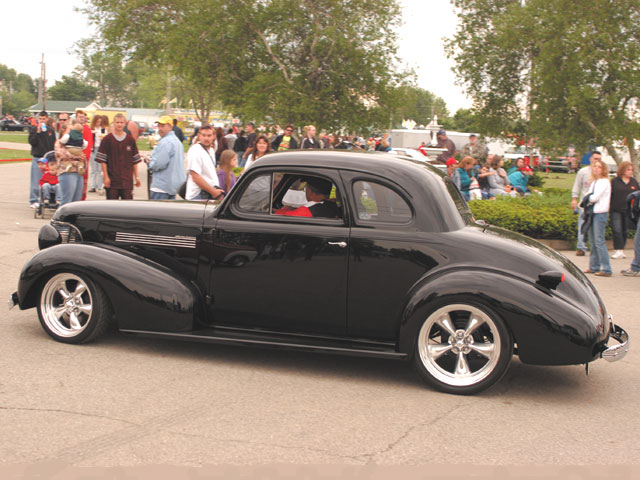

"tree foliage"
[389, 85, 449, 128]
[0, 64, 36, 115]
[80, 0, 404, 130]
[47, 75, 98, 101]
[447, 0, 640, 173]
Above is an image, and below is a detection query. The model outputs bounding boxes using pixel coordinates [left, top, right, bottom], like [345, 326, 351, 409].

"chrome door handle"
[328, 241, 347, 248]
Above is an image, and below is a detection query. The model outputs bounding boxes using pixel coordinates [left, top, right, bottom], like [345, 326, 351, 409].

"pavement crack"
[357, 403, 470, 464]
[0, 405, 139, 426]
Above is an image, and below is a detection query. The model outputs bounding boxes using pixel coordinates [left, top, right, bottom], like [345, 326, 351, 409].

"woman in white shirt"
[585, 160, 612, 276]
[243, 135, 271, 171]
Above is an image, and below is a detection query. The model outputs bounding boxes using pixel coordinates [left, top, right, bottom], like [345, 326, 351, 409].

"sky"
[2, 0, 472, 114]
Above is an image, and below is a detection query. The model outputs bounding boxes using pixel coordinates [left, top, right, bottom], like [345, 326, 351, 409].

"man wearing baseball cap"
[446, 157, 458, 177]
[436, 129, 456, 164]
[462, 133, 486, 162]
[145, 115, 186, 200]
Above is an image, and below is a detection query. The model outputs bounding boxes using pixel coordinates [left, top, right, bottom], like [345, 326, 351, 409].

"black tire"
[414, 299, 513, 395]
[37, 272, 112, 344]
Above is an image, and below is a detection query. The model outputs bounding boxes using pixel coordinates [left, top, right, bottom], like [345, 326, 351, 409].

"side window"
[353, 180, 412, 223]
[271, 173, 342, 219]
[237, 173, 271, 213]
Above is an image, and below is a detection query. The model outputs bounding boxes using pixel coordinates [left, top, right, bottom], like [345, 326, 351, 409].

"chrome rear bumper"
[8, 291, 18, 310]
[601, 320, 630, 362]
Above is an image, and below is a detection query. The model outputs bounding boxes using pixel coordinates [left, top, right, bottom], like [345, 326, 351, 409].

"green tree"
[446, 0, 640, 175]
[441, 108, 478, 132]
[390, 85, 449, 128]
[80, 0, 403, 130]
[48, 75, 98, 101]
[2, 90, 36, 115]
[0, 64, 37, 114]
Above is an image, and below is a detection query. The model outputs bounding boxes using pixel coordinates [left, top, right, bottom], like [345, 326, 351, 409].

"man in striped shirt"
[96, 113, 141, 200]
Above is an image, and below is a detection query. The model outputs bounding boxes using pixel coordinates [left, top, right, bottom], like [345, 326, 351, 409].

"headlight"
[39, 221, 82, 250]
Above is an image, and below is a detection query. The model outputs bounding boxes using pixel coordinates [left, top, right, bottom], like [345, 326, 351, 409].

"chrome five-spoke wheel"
[38, 272, 111, 344]
[415, 303, 512, 394]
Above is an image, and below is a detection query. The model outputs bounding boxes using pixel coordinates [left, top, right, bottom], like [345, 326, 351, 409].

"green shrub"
[468, 190, 613, 240]
[527, 172, 545, 187]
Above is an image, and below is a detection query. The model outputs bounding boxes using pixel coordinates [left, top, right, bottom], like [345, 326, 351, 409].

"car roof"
[255, 150, 437, 176]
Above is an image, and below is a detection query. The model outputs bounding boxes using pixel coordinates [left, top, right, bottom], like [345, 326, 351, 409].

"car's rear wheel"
[414, 302, 512, 395]
[37, 272, 111, 344]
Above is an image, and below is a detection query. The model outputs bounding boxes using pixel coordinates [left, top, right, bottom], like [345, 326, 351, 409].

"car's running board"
[120, 327, 408, 360]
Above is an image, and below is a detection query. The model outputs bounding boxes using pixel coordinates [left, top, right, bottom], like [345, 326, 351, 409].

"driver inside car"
[274, 177, 340, 218]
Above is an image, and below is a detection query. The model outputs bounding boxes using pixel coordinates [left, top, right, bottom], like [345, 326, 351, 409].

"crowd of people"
[436, 130, 535, 201]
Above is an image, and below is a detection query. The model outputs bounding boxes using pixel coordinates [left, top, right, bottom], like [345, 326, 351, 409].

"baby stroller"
[34, 150, 59, 219]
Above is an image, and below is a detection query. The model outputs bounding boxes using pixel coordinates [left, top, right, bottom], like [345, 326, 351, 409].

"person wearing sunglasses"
[271, 124, 299, 151]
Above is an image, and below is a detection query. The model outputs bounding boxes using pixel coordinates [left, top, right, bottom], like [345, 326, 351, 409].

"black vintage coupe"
[10, 151, 629, 394]
[0, 118, 29, 132]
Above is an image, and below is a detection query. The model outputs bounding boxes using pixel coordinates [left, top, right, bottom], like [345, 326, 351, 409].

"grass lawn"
[539, 172, 575, 190]
[0, 132, 29, 144]
[0, 149, 32, 161]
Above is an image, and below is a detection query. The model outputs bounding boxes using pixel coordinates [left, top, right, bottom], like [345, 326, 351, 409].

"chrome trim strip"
[115, 232, 197, 249]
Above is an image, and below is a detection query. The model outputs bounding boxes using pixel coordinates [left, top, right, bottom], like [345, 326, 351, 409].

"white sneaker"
[611, 250, 626, 259]
[30, 203, 39, 209]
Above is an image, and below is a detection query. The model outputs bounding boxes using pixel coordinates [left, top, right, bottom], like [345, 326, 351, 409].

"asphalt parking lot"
[1, 160, 638, 477]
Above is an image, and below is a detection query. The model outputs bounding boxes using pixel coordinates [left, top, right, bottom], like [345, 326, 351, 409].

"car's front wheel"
[37, 272, 111, 344]
[414, 302, 512, 395]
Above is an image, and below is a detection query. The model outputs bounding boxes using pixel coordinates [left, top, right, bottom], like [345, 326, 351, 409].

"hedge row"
[468, 189, 585, 240]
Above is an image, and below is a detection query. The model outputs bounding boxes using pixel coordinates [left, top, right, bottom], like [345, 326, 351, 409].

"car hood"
[53, 200, 208, 227]
[446, 224, 605, 320]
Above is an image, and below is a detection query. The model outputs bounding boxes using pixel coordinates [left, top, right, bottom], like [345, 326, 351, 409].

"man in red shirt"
[96, 113, 141, 200]
[75, 110, 94, 200]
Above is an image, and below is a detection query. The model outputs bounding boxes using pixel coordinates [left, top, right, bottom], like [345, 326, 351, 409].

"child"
[59, 119, 88, 156]
[217, 149, 238, 193]
[39, 159, 61, 205]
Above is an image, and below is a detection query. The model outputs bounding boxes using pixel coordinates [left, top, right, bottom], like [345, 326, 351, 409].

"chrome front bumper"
[600, 318, 630, 362]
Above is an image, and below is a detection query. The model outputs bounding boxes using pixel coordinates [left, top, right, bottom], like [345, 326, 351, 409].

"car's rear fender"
[397, 268, 607, 365]
[16, 243, 203, 333]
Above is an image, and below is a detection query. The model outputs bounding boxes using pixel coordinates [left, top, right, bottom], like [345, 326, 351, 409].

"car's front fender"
[397, 268, 608, 365]
[16, 243, 203, 333]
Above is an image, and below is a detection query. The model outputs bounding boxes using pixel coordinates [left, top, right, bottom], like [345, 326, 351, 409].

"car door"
[341, 171, 438, 341]
[207, 167, 350, 335]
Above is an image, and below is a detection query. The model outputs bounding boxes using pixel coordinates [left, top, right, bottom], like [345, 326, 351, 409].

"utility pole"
[38, 54, 47, 111]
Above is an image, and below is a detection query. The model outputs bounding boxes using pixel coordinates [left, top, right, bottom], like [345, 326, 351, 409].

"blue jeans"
[237, 152, 246, 168]
[610, 210, 631, 250]
[58, 173, 84, 206]
[576, 207, 589, 251]
[150, 191, 176, 200]
[89, 150, 103, 190]
[41, 183, 61, 203]
[588, 212, 612, 274]
[631, 220, 640, 272]
[30, 157, 44, 204]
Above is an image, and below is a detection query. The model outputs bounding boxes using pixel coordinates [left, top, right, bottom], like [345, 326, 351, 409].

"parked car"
[503, 146, 545, 170]
[134, 121, 154, 137]
[10, 151, 629, 395]
[540, 150, 579, 173]
[0, 118, 29, 132]
[387, 147, 447, 173]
